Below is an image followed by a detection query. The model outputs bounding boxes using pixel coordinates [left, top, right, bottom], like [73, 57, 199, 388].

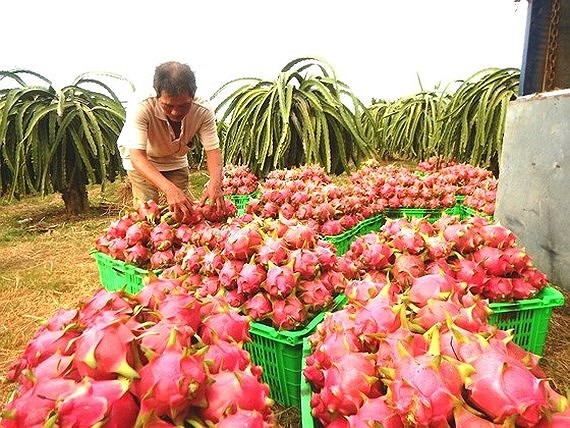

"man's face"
[157, 92, 193, 122]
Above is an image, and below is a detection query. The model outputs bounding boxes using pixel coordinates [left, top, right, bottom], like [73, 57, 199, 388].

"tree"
[0, 69, 132, 214]
[211, 57, 375, 177]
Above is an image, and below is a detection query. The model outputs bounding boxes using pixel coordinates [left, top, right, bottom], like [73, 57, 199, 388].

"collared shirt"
[117, 91, 220, 171]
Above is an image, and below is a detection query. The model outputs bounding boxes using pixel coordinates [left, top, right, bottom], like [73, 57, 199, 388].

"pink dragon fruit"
[237, 262, 267, 295]
[391, 226, 425, 255]
[407, 273, 461, 307]
[243, 292, 273, 320]
[256, 235, 289, 266]
[198, 367, 273, 424]
[56, 378, 138, 428]
[385, 334, 471, 426]
[149, 222, 175, 251]
[216, 409, 273, 428]
[0, 378, 77, 427]
[157, 293, 202, 331]
[290, 248, 321, 280]
[271, 294, 307, 330]
[390, 253, 426, 288]
[200, 249, 225, 275]
[198, 310, 250, 344]
[125, 222, 151, 246]
[135, 347, 208, 425]
[124, 242, 150, 266]
[136, 199, 161, 223]
[346, 395, 404, 428]
[106, 217, 135, 239]
[73, 317, 140, 380]
[16, 353, 77, 393]
[311, 352, 380, 420]
[264, 261, 299, 298]
[464, 345, 550, 426]
[149, 249, 175, 269]
[203, 340, 252, 374]
[282, 223, 318, 249]
[223, 226, 263, 260]
[297, 278, 333, 311]
[218, 259, 246, 290]
[138, 320, 195, 359]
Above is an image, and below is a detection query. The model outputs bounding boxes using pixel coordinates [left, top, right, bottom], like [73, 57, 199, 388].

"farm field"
[0, 174, 568, 427]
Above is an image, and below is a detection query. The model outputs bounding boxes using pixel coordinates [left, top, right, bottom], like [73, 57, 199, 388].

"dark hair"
[153, 61, 197, 98]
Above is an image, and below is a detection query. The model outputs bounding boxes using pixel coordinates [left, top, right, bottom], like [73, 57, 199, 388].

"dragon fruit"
[72, 317, 140, 380]
[216, 409, 273, 428]
[198, 367, 273, 424]
[297, 278, 334, 311]
[264, 261, 299, 298]
[271, 294, 308, 330]
[198, 309, 250, 344]
[125, 222, 151, 246]
[149, 222, 175, 251]
[311, 352, 380, 420]
[243, 292, 273, 319]
[463, 345, 550, 426]
[237, 262, 267, 295]
[384, 327, 473, 427]
[56, 378, 138, 428]
[0, 378, 77, 426]
[135, 347, 208, 425]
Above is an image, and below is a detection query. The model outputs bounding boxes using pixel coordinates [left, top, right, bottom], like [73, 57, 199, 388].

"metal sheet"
[497, 89, 570, 289]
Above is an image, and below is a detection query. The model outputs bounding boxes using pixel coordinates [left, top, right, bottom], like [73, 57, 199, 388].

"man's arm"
[201, 148, 224, 211]
[130, 149, 195, 221]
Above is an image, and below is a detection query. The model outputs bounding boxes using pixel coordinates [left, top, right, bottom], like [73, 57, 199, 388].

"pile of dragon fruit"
[304, 277, 569, 426]
[302, 213, 568, 426]
[2, 279, 276, 427]
[339, 214, 548, 302]
[246, 161, 498, 236]
[94, 199, 237, 269]
[167, 214, 347, 330]
[222, 164, 259, 196]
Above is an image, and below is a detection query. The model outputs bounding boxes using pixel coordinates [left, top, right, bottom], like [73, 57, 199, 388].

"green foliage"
[211, 57, 375, 177]
[0, 69, 132, 212]
[437, 67, 520, 173]
[367, 67, 520, 174]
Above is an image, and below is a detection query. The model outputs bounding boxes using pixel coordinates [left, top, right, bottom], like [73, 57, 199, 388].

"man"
[118, 61, 224, 222]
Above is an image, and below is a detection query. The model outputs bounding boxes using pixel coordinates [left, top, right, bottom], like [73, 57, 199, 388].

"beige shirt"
[118, 92, 220, 171]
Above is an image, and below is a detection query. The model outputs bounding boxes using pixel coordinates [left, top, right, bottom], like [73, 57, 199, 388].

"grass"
[0, 172, 568, 427]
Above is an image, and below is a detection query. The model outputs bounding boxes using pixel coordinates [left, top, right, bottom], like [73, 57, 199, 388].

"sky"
[1, 0, 528, 104]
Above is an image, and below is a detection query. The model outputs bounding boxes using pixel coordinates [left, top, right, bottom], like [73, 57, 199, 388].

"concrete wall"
[496, 89, 570, 290]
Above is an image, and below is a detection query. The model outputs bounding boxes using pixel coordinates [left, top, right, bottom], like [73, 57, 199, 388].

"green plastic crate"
[488, 285, 565, 356]
[384, 206, 461, 222]
[459, 204, 494, 221]
[229, 193, 255, 215]
[300, 338, 316, 428]
[322, 227, 358, 256]
[245, 294, 347, 408]
[91, 251, 159, 294]
[354, 214, 386, 236]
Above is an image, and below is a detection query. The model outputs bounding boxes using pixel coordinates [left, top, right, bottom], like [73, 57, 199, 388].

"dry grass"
[0, 173, 568, 427]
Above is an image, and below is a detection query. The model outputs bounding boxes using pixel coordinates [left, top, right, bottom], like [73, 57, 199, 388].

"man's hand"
[200, 180, 224, 214]
[165, 184, 195, 223]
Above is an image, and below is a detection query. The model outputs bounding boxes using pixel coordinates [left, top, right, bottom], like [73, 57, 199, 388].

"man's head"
[153, 61, 197, 98]
[153, 61, 197, 122]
